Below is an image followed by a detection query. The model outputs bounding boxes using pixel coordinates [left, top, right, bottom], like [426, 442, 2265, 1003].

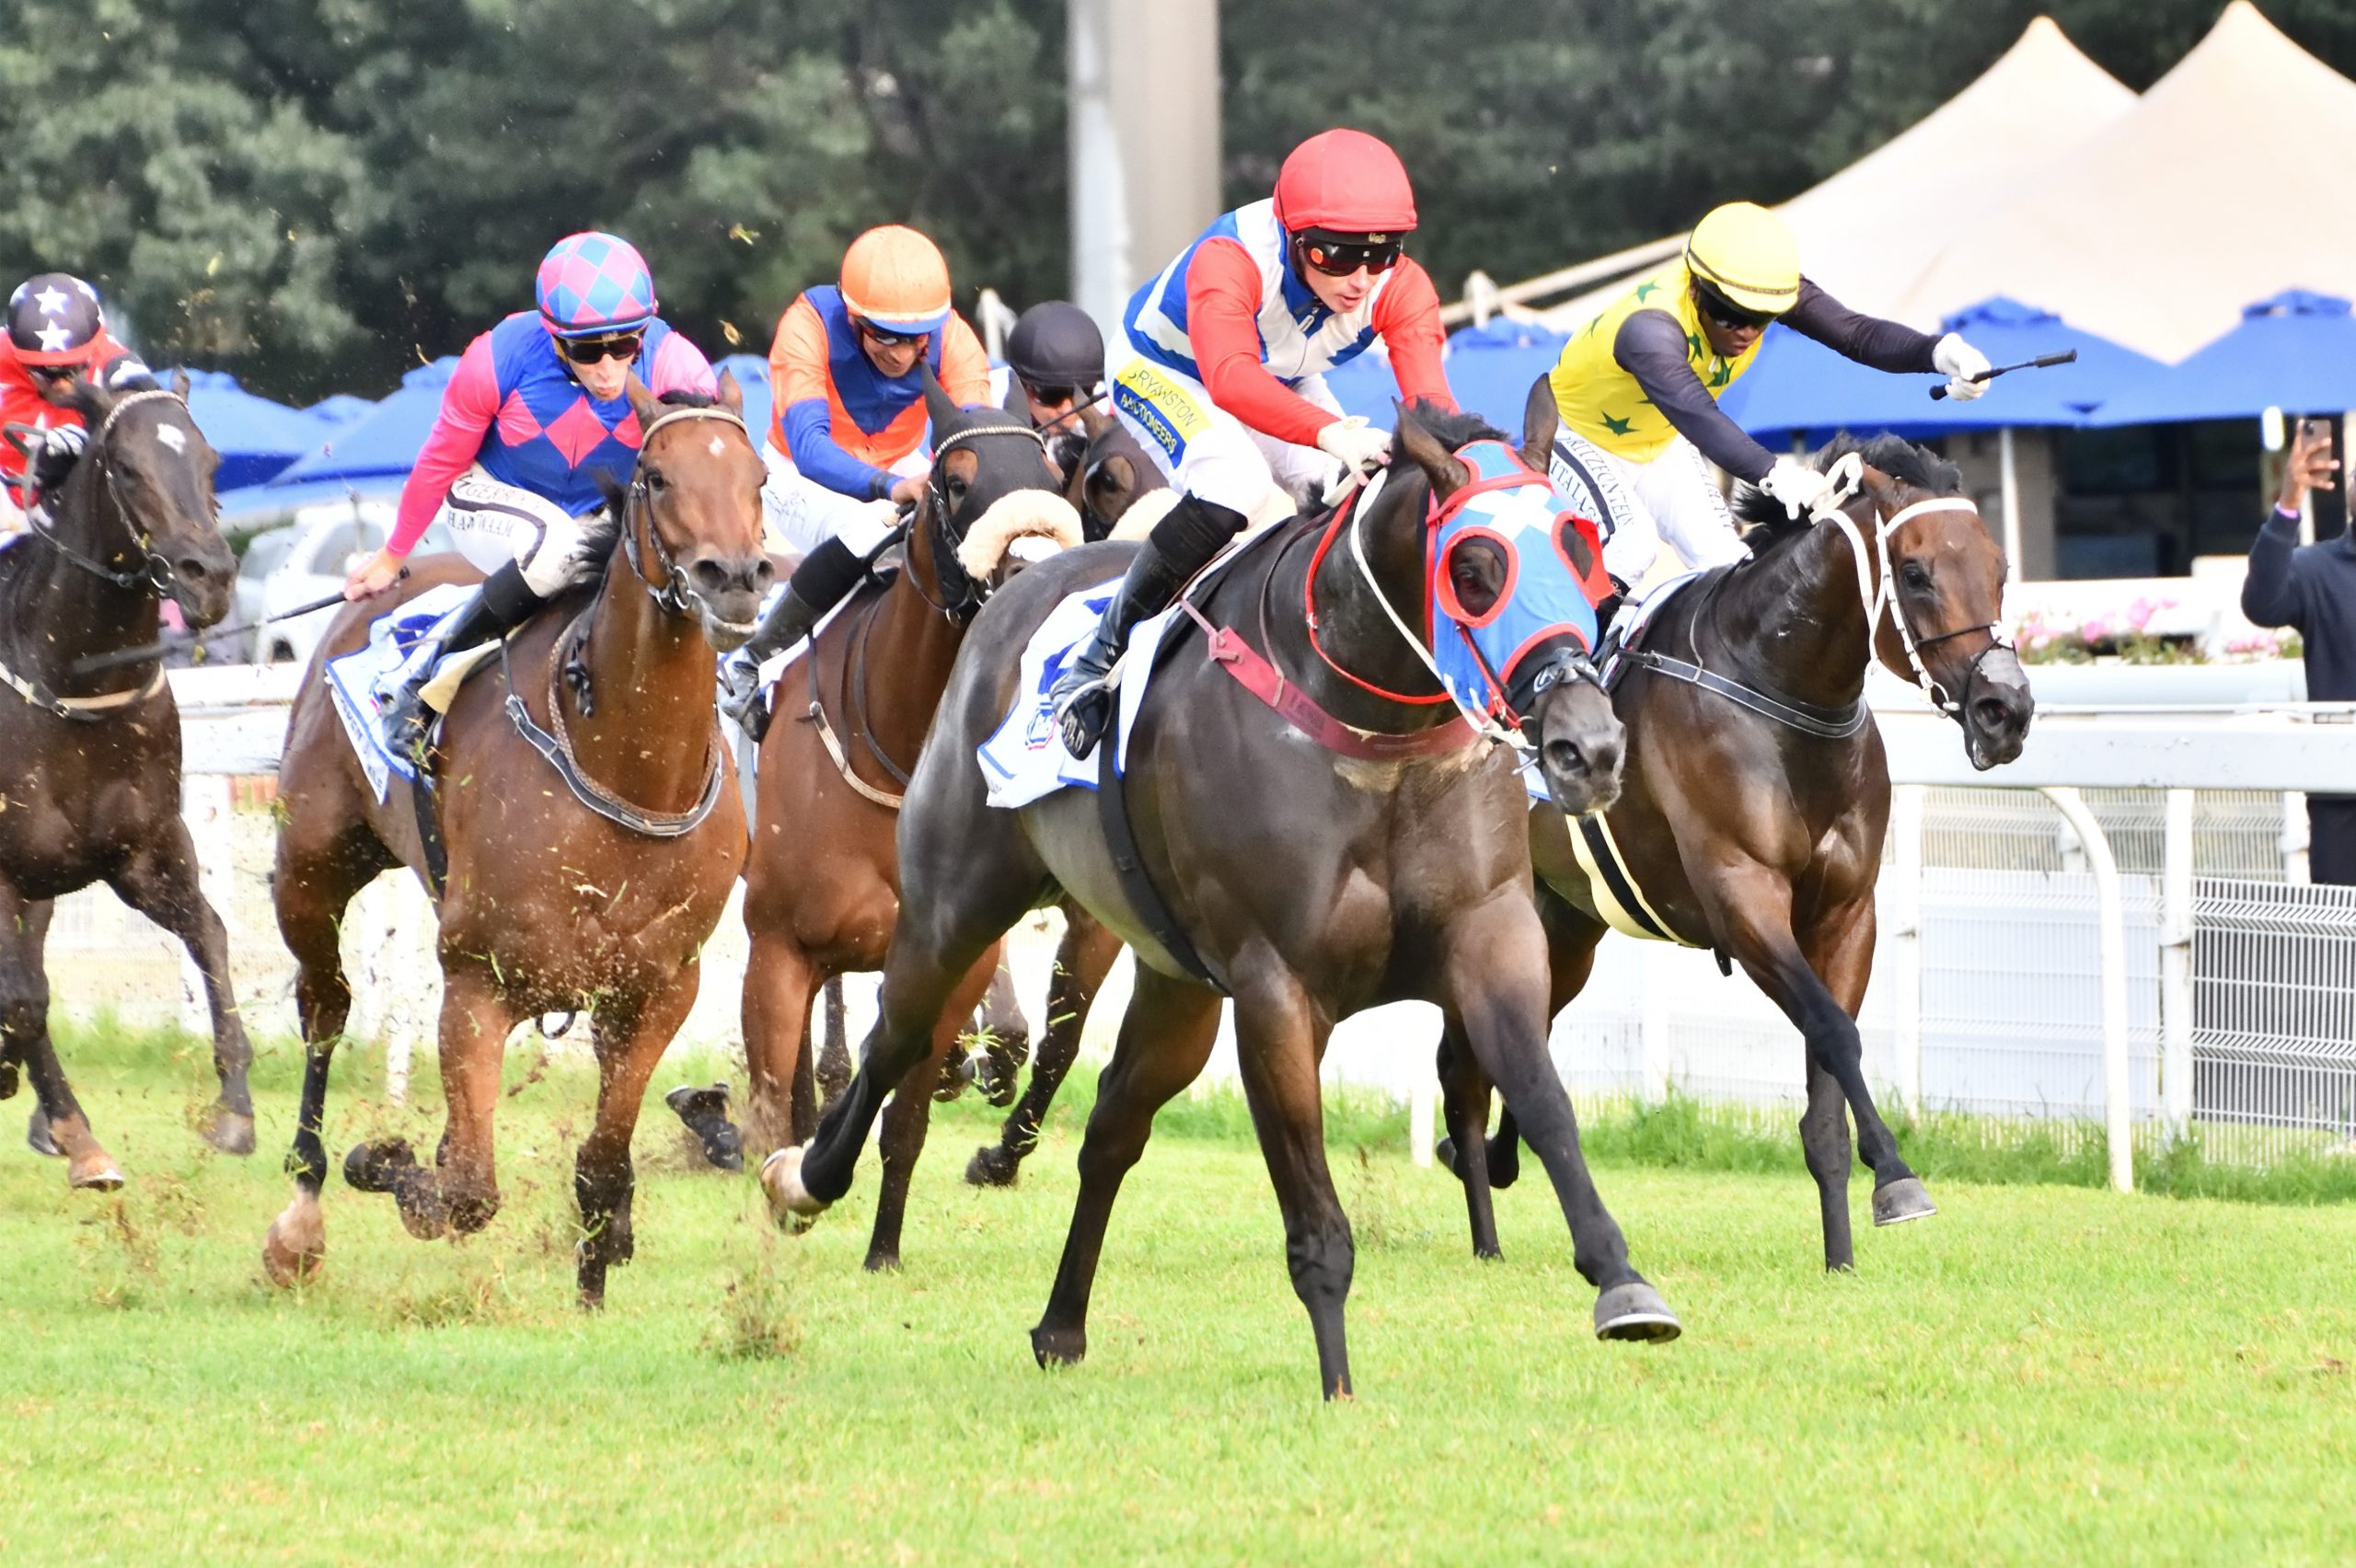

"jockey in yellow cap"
[1544, 202, 1991, 582]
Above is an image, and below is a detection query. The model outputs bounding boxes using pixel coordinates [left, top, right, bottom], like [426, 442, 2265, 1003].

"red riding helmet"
[1272, 129, 1418, 236]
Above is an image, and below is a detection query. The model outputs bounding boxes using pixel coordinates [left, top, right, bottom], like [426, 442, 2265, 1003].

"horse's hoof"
[862, 1250, 901, 1274]
[27, 1108, 60, 1158]
[1872, 1177, 1936, 1227]
[1594, 1281, 1682, 1343]
[69, 1154, 126, 1192]
[931, 1053, 976, 1104]
[1434, 1135, 1460, 1177]
[343, 1137, 417, 1193]
[964, 1144, 1020, 1188]
[261, 1198, 326, 1287]
[1031, 1323, 1086, 1368]
[759, 1145, 826, 1223]
[207, 1107, 257, 1157]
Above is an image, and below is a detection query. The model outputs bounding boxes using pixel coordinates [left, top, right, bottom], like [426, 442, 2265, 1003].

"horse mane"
[1731, 432, 1963, 548]
[1401, 400, 1508, 454]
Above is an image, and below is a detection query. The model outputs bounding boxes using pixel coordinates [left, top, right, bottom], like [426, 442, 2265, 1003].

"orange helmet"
[839, 225, 953, 336]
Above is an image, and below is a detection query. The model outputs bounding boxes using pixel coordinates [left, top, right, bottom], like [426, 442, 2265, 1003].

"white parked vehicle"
[254, 510, 458, 668]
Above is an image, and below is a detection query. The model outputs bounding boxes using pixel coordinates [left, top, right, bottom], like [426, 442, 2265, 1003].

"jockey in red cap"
[1050, 127, 1458, 756]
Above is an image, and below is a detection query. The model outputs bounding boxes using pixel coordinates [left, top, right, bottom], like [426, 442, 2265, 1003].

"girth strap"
[1095, 742, 1224, 993]
[1619, 647, 1869, 740]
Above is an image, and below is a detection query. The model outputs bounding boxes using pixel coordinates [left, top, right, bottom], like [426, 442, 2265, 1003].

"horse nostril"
[1544, 738, 1588, 777]
[1973, 695, 2018, 733]
[175, 557, 211, 584]
[751, 558, 777, 590]
[690, 559, 729, 594]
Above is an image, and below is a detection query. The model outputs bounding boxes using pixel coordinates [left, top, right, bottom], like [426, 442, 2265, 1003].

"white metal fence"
[40, 664, 2356, 1183]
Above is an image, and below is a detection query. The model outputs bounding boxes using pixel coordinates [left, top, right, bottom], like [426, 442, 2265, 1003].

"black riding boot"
[380, 560, 543, 756]
[1050, 492, 1246, 757]
[722, 536, 870, 741]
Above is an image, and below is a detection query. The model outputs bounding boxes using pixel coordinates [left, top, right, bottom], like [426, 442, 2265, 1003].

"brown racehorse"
[265, 377, 769, 1304]
[1443, 422, 2035, 1274]
[0, 375, 247, 1190]
[738, 384, 1088, 1270]
[767, 401, 1680, 1398]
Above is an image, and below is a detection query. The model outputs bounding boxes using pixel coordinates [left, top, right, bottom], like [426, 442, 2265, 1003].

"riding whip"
[68, 571, 409, 676]
[1928, 349, 2078, 400]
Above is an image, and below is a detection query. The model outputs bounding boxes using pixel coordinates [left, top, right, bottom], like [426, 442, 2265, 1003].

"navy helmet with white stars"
[6, 273, 107, 369]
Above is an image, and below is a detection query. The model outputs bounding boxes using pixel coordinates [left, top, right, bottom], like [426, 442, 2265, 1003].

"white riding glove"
[42, 422, 86, 458]
[1934, 332, 1992, 402]
[1315, 417, 1392, 502]
[1759, 456, 1835, 520]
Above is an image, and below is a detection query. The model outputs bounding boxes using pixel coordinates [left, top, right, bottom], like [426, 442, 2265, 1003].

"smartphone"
[2302, 416, 2331, 444]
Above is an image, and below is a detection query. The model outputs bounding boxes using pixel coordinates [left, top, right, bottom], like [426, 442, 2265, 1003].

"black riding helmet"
[1005, 301, 1104, 396]
[6, 273, 107, 370]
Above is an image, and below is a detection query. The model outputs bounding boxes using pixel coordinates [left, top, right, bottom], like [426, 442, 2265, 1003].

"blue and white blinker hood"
[1426, 440, 1612, 734]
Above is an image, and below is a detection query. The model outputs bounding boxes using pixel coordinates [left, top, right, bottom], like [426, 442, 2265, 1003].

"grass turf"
[3, 1034, 2353, 1564]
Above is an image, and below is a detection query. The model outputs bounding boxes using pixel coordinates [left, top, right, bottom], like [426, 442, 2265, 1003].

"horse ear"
[921, 362, 963, 442]
[1519, 372, 1558, 474]
[66, 375, 112, 426]
[714, 366, 744, 416]
[623, 374, 661, 431]
[171, 367, 191, 401]
[1392, 400, 1469, 499]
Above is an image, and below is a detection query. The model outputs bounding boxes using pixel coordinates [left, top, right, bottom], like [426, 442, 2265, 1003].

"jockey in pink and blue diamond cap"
[346, 231, 717, 749]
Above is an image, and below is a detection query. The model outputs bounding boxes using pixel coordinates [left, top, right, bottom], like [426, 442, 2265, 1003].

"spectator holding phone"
[2243, 416, 2356, 882]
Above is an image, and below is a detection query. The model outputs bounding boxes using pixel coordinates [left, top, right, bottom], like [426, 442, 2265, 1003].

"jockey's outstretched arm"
[1614, 309, 1779, 490]
[1780, 280, 1942, 375]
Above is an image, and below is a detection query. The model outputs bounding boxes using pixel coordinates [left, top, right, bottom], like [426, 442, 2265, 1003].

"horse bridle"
[1810, 453, 2011, 719]
[1339, 462, 1608, 751]
[617, 404, 756, 622]
[29, 388, 190, 595]
[908, 420, 1049, 625]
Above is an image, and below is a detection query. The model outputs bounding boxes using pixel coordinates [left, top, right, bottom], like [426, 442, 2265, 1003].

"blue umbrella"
[162, 369, 333, 490]
[1720, 296, 2158, 443]
[1328, 317, 1568, 437]
[271, 358, 458, 486]
[2085, 290, 2356, 427]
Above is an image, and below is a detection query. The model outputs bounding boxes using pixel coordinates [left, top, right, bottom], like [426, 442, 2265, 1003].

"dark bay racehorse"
[1065, 407, 1166, 539]
[766, 401, 1680, 1398]
[266, 377, 769, 1304]
[1446, 421, 2034, 1273]
[737, 382, 1090, 1270]
[0, 375, 246, 1189]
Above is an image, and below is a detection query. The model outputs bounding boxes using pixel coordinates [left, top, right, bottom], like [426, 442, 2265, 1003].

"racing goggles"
[1296, 230, 1404, 278]
[1019, 377, 1087, 407]
[558, 330, 644, 365]
[854, 317, 929, 349]
[27, 363, 82, 386]
[1691, 279, 1776, 332]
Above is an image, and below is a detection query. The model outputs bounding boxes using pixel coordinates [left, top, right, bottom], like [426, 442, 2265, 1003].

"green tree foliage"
[4, 0, 2354, 400]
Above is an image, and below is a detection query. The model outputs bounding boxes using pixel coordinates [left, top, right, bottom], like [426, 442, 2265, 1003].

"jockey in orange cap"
[723, 225, 992, 730]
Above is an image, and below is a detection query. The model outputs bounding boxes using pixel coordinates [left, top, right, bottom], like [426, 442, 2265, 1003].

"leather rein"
[0, 387, 191, 722]
[495, 402, 745, 838]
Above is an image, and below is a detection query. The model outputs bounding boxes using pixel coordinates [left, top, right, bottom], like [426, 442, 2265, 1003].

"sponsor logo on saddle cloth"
[1425, 439, 1611, 733]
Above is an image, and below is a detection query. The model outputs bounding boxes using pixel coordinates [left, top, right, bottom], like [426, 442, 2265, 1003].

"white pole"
[1640, 941, 1672, 1100]
[176, 773, 237, 1039]
[2283, 791, 2312, 885]
[1889, 784, 1927, 1120]
[1409, 1073, 1436, 1169]
[2159, 788, 2195, 1144]
[2042, 787, 2134, 1193]
[1999, 426, 2024, 576]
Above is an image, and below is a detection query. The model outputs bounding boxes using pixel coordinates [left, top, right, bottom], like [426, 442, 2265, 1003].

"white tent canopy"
[1900, 2, 2356, 363]
[1535, 16, 2137, 333]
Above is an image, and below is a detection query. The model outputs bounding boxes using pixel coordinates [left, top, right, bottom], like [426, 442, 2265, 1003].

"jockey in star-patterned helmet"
[0, 272, 153, 525]
[344, 231, 718, 754]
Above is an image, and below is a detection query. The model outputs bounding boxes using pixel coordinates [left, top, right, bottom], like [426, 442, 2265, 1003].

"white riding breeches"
[1548, 430, 1749, 584]
[1109, 355, 1339, 518]
[435, 465, 603, 598]
[758, 441, 924, 559]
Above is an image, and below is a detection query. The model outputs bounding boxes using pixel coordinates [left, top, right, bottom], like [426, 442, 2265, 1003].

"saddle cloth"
[324, 584, 487, 801]
[975, 579, 1183, 809]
